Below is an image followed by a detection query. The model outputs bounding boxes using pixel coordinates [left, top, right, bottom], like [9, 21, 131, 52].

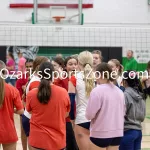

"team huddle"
[0, 50, 150, 150]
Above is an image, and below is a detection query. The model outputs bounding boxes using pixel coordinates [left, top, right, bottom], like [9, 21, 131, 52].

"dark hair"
[123, 71, 144, 94]
[17, 50, 22, 55]
[37, 62, 54, 104]
[0, 61, 5, 107]
[8, 52, 14, 60]
[96, 62, 114, 82]
[33, 56, 49, 72]
[147, 61, 150, 71]
[53, 57, 65, 69]
[64, 56, 78, 67]
[25, 59, 33, 65]
[92, 50, 103, 61]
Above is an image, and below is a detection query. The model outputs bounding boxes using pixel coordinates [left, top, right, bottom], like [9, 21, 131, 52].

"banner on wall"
[9, 0, 94, 8]
[7, 46, 39, 70]
[136, 50, 150, 63]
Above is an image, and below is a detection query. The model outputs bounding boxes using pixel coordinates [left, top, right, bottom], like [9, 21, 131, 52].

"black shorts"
[21, 114, 30, 137]
[90, 137, 122, 148]
[77, 122, 90, 130]
[66, 122, 79, 150]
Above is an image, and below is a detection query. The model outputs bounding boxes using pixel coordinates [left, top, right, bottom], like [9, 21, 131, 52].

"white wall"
[84, 0, 150, 24]
[1, 0, 150, 24]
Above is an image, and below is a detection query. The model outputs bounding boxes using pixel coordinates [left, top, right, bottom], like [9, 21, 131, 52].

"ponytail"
[0, 77, 5, 107]
[78, 51, 94, 97]
[37, 79, 51, 104]
[84, 64, 94, 97]
[37, 61, 54, 104]
[0, 60, 6, 108]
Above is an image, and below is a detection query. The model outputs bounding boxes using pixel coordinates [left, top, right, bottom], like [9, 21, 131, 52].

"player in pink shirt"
[17, 51, 26, 74]
[86, 62, 125, 150]
[6, 52, 16, 86]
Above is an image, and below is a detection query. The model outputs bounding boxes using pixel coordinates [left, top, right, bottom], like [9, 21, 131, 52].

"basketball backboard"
[32, 0, 84, 25]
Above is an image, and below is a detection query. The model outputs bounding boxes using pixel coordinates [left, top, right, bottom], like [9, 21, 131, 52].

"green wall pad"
[38, 47, 147, 71]
[38, 47, 122, 64]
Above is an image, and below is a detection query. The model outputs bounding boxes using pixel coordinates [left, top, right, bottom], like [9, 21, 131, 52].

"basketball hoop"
[53, 16, 65, 22]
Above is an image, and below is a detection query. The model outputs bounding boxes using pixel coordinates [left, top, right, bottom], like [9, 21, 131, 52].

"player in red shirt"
[16, 59, 33, 150]
[16, 59, 33, 99]
[26, 62, 70, 150]
[53, 56, 79, 150]
[21, 57, 49, 144]
[0, 60, 24, 150]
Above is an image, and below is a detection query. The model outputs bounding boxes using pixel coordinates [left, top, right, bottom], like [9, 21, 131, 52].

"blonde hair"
[109, 59, 123, 76]
[71, 54, 78, 59]
[56, 53, 63, 59]
[78, 51, 94, 97]
[0, 61, 6, 108]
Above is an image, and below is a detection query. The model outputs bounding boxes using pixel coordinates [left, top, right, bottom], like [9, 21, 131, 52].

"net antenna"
[33, 0, 83, 25]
